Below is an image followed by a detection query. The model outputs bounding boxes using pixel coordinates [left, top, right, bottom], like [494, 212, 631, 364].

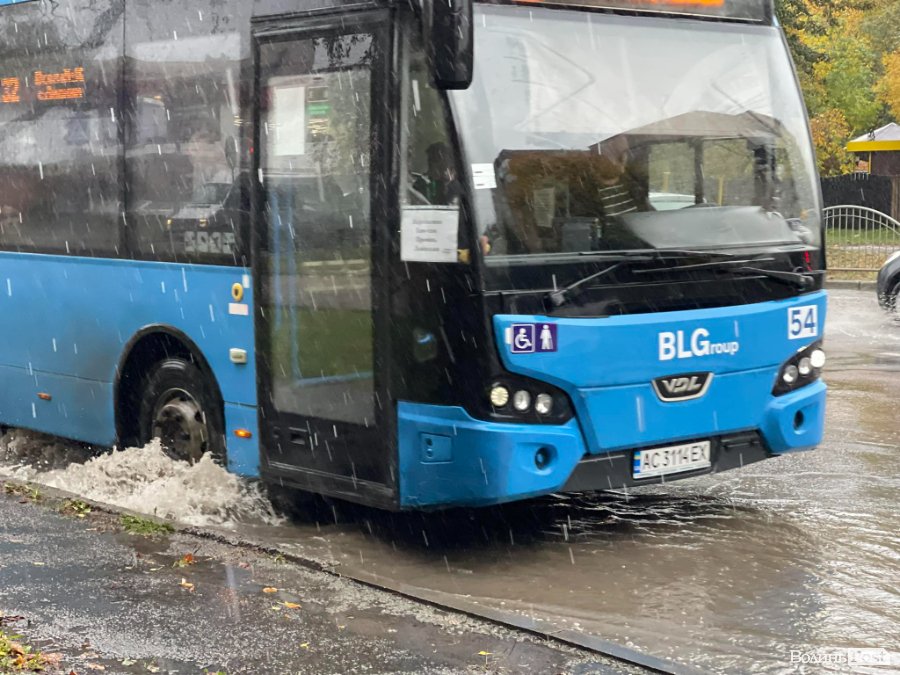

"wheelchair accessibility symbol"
[508, 323, 558, 354]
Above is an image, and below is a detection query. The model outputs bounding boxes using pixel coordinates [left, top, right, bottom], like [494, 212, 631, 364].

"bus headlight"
[534, 393, 554, 415]
[481, 377, 573, 424]
[489, 385, 510, 408]
[810, 349, 826, 369]
[782, 365, 799, 384]
[512, 390, 531, 412]
[773, 342, 825, 395]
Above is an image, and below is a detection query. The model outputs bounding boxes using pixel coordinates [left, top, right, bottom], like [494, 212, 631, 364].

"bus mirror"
[428, 0, 474, 90]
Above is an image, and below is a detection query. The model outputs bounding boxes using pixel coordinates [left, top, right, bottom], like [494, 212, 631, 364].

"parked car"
[876, 250, 900, 310]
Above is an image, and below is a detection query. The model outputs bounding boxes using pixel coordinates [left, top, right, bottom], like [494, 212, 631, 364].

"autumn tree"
[809, 109, 857, 177]
[878, 50, 900, 121]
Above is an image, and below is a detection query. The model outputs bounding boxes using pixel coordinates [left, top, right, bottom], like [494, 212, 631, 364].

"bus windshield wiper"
[726, 266, 818, 290]
[546, 250, 739, 308]
[635, 257, 817, 290]
[547, 260, 634, 307]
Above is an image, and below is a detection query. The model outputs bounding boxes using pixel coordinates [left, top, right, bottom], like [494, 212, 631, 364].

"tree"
[877, 50, 900, 122]
[809, 109, 857, 177]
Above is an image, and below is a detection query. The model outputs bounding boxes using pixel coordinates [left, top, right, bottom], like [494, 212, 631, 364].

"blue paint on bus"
[397, 292, 827, 508]
[0, 251, 260, 476]
[397, 402, 588, 508]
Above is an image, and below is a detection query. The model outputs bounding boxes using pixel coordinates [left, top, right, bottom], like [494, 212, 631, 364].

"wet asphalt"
[0, 493, 630, 674]
[1, 288, 898, 674]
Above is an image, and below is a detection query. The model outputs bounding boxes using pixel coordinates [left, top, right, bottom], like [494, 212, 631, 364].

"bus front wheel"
[138, 357, 226, 465]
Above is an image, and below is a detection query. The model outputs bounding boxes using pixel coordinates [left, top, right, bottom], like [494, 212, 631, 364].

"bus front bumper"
[397, 380, 825, 509]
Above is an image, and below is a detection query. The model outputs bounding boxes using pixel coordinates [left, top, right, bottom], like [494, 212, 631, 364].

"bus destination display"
[525, 0, 768, 21]
[1, 67, 85, 104]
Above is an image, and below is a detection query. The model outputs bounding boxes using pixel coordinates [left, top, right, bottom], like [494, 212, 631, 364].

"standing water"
[0, 429, 281, 527]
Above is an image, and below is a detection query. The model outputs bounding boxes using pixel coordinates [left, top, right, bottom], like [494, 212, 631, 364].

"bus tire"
[138, 357, 226, 465]
[889, 280, 900, 312]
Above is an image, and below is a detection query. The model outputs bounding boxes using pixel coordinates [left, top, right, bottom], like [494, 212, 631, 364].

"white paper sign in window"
[271, 84, 306, 156]
[401, 206, 459, 263]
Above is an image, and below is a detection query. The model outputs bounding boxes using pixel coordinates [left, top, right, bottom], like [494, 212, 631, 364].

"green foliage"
[120, 514, 174, 536]
[0, 629, 48, 672]
[59, 499, 92, 518]
[3, 483, 41, 502]
[816, 31, 883, 133]
[777, 0, 900, 173]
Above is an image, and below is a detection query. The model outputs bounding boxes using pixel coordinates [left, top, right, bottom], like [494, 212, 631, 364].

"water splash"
[0, 428, 281, 528]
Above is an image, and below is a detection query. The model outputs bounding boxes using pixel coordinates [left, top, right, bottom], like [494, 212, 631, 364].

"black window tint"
[0, 0, 123, 255]
[124, 0, 249, 263]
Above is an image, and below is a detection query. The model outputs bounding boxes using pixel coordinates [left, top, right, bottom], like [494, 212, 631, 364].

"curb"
[824, 279, 877, 291]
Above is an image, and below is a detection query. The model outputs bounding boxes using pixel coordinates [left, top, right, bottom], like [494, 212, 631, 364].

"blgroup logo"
[659, 328, 740, 361]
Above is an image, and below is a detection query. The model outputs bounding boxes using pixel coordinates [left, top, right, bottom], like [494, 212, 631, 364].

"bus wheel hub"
[152, 397, 208, 464]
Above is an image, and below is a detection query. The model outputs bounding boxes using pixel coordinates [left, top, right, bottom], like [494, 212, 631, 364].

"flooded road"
[3, 289, 898, 673]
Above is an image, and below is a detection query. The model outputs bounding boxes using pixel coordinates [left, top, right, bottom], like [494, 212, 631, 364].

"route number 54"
[788, 305, 818, 340]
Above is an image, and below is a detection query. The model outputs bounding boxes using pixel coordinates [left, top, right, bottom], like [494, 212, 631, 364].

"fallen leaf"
[32, 562, 46, 566]
[180, 578, 195, 592]
[270, 605, 281, 611]
[281, 601, 301, 609]
[146, 666, 161, 673]
[262, 587, 278, 594]
[300, 642, 309, 649]
[85, 664, 106, 671]
[238, 561, 251, 570]
[173, 553, 196, 568]
[121, 659, 137, 666]
[477, 651, 493, 656]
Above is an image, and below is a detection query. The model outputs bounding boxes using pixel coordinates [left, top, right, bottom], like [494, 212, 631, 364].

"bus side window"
[404, 52, 460, 207]
[0, 10, 122, 257]
[124, 1, 247, 264]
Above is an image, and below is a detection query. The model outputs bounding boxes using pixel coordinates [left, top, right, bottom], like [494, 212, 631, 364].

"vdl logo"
[652, 372, 713, 402]
[658, 328, 740, 361]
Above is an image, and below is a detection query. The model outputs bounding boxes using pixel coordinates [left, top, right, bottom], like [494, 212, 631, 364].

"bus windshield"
[452, 5, 821, 268]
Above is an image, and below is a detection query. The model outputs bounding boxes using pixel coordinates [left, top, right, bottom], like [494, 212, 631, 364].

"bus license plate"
[633, 440, 711, 479]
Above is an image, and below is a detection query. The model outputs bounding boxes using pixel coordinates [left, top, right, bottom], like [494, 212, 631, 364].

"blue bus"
[0, 0, 826, 509]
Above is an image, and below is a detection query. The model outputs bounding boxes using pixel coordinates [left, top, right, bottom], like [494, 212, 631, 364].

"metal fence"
[824, 205, 900, 277]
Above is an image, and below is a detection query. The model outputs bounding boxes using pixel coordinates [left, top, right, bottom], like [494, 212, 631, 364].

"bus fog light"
[810, 349, 826, 369]
[782, 365, 799, 384]
[490, 385, 509, 408]
[535, 393, 554, 415]
[798, 357, 812, 376]
[512, 390, 531, 412]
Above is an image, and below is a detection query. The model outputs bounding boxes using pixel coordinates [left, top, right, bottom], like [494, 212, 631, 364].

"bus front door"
[254, 15, 394, 507]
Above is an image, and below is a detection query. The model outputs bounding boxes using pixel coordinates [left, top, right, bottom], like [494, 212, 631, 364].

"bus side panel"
[0, 252, 260, 474]
[0, 365, 113, 446]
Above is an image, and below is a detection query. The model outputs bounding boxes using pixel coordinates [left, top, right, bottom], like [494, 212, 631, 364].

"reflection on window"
[260, 33, 375, 426]
[125, 19, 246, 262]
[453, 6, 822, 258]
[0, 20, 121, 255]
[405, 54, 459, 207]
